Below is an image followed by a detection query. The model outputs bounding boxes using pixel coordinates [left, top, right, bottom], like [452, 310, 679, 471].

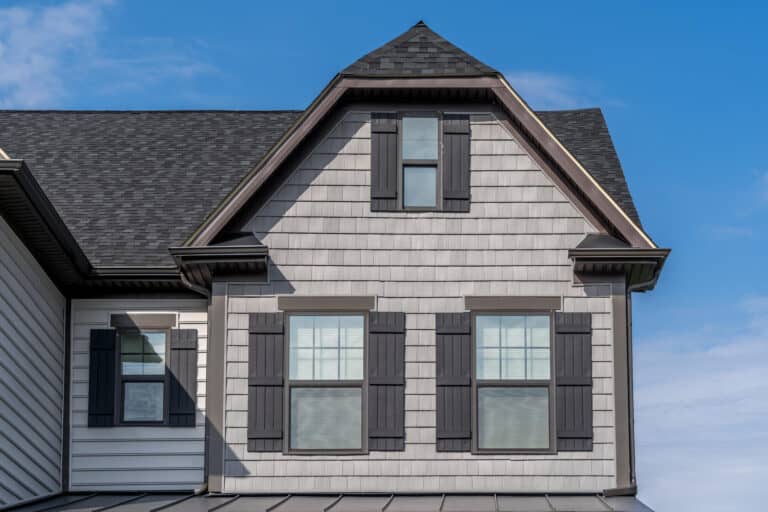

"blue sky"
[1, 1, 767, 510]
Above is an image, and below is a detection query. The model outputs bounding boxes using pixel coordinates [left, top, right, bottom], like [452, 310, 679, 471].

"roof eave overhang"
[186, 74, 657, 250]
[169, 245, 269, 291]
[569, 248, 671, 292]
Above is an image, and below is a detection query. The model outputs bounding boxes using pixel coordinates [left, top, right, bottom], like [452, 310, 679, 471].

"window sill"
[472, 447, 557, 455]
[283, 448, 369, 456]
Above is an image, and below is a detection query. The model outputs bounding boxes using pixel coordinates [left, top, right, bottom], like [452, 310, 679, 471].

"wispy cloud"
[503, 71, 622, 110]
[0, 0, 109, 107]
[0, 1, 216, 108]
[635, 298, 768, 511]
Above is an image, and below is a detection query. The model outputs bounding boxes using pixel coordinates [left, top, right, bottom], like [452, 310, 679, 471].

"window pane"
[478, 387, 549, 449]
[528, 348, 550, 380]
[144, 332, 167, 355]
[121, 354, 143, 375]
[403, 166, 437, 208]
[120, 333, 143, 353]
[476, 316, 500, 349]
[290, 388, 361, 450]
[501, 316, 525, 347]
[123, 382, 164, 422]
[476, 348, 499, 380]
[527, 316, 550, 348]
[402, 117, 438, 160]
[142, 353, 165, 375]
[500, 348, 525, 380]
[289, 315, 364, 381]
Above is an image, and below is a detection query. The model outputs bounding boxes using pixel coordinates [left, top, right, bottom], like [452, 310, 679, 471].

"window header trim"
[465, 296, 561, 311]
[277, 295, 376, 311]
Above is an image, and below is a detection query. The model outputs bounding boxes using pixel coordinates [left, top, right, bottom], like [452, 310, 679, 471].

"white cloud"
[0, 0, 109, 107]
[0, 1, 216, 108]
[503, 71, 623, 110]
[634, 299, 768, 511]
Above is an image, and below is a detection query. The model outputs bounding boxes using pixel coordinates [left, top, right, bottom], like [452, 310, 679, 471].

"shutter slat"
[555, 312, 593, 451]
[168, 329, 198, 427]
[442, 114, 471, 212]
[371, 113, 399, 211]
[88, 329, 116, 427]
[248, 313, 284, 452]
[435, 313, 472, 452]
[368, 312, 405, 451]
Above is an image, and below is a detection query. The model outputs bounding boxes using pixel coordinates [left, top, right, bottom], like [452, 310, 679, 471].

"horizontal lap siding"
[69, 299, 207, 491]
[0, 218, 66, 508]
[223, 112, 616, 493]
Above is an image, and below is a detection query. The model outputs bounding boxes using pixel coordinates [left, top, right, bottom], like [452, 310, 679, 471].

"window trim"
[114, 327, 171, 426]
[282, 311, 369, 455]
[398, 112, 443, 211]
[470, 310, 557, 455]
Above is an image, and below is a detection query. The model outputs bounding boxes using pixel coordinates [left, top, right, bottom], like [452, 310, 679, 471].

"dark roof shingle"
[342, 21, 498, 78]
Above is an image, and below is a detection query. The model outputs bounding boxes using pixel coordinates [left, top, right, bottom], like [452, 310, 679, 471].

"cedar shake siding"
[219, 111, 619, 493]
[0, 216, 66, 508]
[68, 299, 208, 491]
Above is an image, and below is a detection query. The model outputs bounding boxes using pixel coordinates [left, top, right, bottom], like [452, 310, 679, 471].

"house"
[0, 21, 669, 512]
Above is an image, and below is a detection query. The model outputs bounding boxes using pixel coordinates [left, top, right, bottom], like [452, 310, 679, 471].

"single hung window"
[118, 330, 167, 423]
[474, 314, 552, 451]
[402, 116, 438, 209]
[287, 314, 365, 452]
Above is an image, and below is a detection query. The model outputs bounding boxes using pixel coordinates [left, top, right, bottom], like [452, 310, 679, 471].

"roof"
[342, 21, 498, 78]
[0, 108, 642, 267]
[0, 111, 301, 267]
[11, 493, 655, 512]
[536, 109, 641, 226]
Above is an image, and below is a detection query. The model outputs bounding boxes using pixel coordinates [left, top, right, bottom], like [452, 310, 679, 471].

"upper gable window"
[371, 112, 470, 212]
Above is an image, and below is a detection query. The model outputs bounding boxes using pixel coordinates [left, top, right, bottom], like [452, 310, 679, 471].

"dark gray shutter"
[370, 113, 399, 211]
[435, 312, 472, 451]
[168, 329, 198, 427]
[88, 329, 116, 427]
[368, 312, 406, 451]
[555, 312, 594, 451]
[247, 313, 284, 452]
[442, 114, 471, 212]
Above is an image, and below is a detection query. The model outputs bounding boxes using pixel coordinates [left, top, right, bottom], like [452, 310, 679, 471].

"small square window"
[123, 382, 164, 422]
[403, 166, 437, 208]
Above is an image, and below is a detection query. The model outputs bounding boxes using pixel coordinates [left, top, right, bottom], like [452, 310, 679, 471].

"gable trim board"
[185, 76, 655, 250]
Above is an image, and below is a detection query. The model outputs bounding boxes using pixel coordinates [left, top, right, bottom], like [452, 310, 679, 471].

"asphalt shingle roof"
[342, 21, 498, 77]
[0, 108, 641, 267]
[0, 110, 301, 266]
[537, 108, 641, 226]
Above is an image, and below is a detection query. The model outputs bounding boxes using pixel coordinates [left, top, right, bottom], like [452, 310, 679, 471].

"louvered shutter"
[168, 329, 198, 427]
[247, 313, 284, 452]
[442, 114, 471, 212]
[435, 312, 472, 451]
[370, 113, 399, 211]
[88, 329, 116, 427]
[368, 312, 406, 451]
[555, 312, 594, 451]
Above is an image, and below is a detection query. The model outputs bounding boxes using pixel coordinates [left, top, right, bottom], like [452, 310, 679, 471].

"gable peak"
[341, 22, 498, 78]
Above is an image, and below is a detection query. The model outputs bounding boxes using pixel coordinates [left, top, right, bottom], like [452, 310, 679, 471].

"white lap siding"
[69, 299, 207, 491]
[222, 111, 617, 493]
[0, 217, 66, 508]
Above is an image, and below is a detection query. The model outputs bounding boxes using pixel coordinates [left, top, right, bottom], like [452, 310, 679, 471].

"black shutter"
[88, 329, 116, 427]
[168, 329, 198, 427]
[370, 113, 399, 211]
[247, 313, 284, 452]
[442, 114, 471, 212]
[368, 312, 406, 451]
[555, 312, 594, 451]
[435, 313, 472, 451]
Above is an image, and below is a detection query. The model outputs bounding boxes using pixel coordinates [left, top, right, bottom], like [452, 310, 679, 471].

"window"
[118, 330, 167, 423]
[401, 116, 438, 209]
[287, 314, 365, 452]
[474, 314, 553, 451]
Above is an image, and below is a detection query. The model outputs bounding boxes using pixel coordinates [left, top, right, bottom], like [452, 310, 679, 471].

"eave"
[569, 247, 671, 291]
[169, 245, 269, 291]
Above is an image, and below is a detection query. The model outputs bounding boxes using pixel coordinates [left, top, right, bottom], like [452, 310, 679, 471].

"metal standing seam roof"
[0, 108, 639, 269]
[8, 493, 655, 512]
